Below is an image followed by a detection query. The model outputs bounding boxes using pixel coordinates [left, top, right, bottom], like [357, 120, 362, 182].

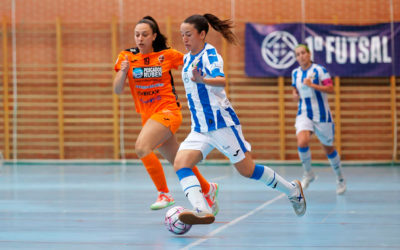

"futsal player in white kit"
[292, 44, 346, 195]
[173, 14, 307, 225]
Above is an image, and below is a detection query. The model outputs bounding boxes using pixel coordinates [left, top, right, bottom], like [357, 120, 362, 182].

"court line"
[180, 193, 286, 250]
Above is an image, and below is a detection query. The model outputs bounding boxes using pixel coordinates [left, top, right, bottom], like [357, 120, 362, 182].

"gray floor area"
[0, 162, 399, 249]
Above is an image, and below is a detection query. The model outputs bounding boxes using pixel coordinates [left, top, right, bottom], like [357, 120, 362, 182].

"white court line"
[180, 193, 286, 250]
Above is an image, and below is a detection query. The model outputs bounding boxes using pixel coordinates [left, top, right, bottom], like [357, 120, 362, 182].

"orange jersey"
[114, 48, 183, 114]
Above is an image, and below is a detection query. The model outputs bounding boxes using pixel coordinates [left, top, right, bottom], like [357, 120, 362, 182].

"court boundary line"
[180, 193, 286, 250]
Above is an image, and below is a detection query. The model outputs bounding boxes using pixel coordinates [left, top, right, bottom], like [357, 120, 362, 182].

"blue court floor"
[0, 162, 399, 250]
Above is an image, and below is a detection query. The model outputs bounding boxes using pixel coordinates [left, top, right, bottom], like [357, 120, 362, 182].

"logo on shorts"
[233, 149, 240, 156]
[261, 31, 298, 69]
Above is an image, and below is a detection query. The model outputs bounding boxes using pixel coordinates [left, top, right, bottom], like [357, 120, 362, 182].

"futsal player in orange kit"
[113, 16, 219, 214]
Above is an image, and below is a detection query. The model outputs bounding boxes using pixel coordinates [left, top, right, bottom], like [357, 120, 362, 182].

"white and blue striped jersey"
[181, 43, 240, 132]
[292, 63, 333, 123]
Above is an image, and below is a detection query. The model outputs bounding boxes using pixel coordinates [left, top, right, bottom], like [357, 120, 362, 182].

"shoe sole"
[178, 211, 215, 225]
[293, 179, 306, 217]
[150, 200, 175, 210]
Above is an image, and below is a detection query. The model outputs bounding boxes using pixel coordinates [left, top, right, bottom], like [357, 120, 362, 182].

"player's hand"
[303, 78, 313, 87]
[191, 66, 206, 83]
[121, 55, 130, 72]
[292, 89, 300, 101]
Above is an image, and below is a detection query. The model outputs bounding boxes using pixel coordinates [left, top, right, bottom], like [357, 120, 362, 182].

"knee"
[135, 140, 151, 158]
[234, 159, 254, 178]
[173, 155, 185, 172]
[297, 139, 309, 149]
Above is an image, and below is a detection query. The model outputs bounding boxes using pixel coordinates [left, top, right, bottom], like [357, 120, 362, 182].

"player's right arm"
[113, 55, 130, 95]
[291, 70, 300, 102]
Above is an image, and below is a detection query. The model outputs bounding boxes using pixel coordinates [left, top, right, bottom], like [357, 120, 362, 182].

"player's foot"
[301, 171, 316, 189]
[288, 180, 306, 217]
[178, 208, 215, 225]
[204, 183, 219, 216]
[336, 177, 346, 195]
[150, 192, 175, 210]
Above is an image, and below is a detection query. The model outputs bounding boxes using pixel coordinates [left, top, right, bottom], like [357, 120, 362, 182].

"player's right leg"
[174, 132, 215, 225]
[296, 117, 315, 189]
[157, 119, 220, 215]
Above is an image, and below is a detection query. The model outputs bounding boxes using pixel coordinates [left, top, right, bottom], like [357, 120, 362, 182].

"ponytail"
[203, 14, 238, 45]
[183, 14, 238, 45]
[137, 16, 168, 52]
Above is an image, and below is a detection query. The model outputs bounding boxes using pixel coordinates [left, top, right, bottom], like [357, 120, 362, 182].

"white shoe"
[178, 208, 215, 225]
[301, 171, 316, 189]
[150, 192, 175, 210]
[336, 178, 346, 195]
[204, 183, 219, 216]
[288, 180, 306, 217]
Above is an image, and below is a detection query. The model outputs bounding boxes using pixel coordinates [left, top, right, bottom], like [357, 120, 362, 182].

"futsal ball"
[164, 206, 192, 235]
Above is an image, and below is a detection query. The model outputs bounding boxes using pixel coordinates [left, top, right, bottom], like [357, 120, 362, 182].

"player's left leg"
[315, 123, 346, 195]
[219, 125, 306, 217]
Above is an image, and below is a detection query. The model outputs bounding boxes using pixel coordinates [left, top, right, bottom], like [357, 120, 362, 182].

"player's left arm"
[303, 67, 334, 94]
[191, 54, 226, 86]
[192, 67, 226, 86]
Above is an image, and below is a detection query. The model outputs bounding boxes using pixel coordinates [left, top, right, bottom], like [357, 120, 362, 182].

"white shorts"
[295, 114, 335, 146]
[179, 125, 252, 163]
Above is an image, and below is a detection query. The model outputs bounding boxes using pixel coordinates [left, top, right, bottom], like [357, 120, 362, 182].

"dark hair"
[183, 14, 238, 45]
[136, 16, 168, 52]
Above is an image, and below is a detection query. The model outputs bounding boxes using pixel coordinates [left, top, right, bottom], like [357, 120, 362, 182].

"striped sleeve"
[205, 48, 224, 78]
[291, 70, 297, 87]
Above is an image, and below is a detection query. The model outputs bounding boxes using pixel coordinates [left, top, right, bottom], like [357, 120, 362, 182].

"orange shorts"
[141, 109, 183, 134]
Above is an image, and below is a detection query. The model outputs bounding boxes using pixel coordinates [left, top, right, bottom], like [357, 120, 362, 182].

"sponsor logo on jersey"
[133, 66, 162, 79]
[158, 54, 165, 64]
[137, 89, 160, 96]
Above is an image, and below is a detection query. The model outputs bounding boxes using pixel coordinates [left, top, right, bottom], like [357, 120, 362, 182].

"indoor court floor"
[0, 162, 399, 249]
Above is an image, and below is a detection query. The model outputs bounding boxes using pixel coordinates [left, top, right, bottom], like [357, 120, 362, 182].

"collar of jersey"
[300, 63, 313, 73]
[189, 43, 208, 59]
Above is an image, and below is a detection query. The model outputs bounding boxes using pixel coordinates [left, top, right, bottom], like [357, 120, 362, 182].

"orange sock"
[141, 152, 169, 193]
[192, 166, 210, 194]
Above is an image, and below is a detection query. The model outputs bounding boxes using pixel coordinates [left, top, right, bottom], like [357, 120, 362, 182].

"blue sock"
[250, 164, 295, 196]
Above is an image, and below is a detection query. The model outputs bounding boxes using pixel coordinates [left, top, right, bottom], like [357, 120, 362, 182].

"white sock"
[298, 146, 312, 173]
[176, 168, 210, 212]
[251, 164, 296, 197]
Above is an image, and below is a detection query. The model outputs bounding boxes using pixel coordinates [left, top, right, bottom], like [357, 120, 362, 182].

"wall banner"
[245, 22, 400, 77]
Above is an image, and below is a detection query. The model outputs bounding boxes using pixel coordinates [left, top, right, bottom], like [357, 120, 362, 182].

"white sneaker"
[204, 183, 219, 216]
[336, 178, 346, 195]
[178, 208, 215, 225]
[150, 192, 175, 210]
[301, 171, 316, 190]
[288, 180, 306, 217]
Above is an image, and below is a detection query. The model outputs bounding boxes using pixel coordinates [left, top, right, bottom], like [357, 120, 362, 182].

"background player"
[113, 16, 219, 213]
[292, 44, 346, 195]
[174, 14, 306, 225]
